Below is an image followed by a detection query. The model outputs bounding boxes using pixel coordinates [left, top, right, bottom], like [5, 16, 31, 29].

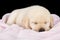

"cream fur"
[6, 5, 53, 32]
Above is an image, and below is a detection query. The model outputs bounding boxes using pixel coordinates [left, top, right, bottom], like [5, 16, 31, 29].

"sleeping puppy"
[6, 5, 53, 32]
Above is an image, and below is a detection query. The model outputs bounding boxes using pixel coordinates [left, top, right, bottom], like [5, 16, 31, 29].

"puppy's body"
[7, 8, 27, 25]
[7, 5, 53, 32]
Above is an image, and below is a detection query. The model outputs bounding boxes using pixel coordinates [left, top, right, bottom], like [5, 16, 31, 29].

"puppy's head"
[22, 5, 53, 32]
[29, 15, 53, 32]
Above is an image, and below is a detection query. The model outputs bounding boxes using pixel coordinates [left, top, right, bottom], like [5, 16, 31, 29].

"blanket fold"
[0, 13, 60, 40]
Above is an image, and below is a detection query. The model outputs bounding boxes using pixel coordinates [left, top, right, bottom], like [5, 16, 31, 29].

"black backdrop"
[0, 0, 60, 19]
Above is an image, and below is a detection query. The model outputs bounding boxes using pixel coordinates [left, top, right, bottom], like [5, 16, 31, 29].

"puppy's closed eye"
[32, 22, 38, 24]
[44, 22, 47, 24]
[34, 22, 38, 24]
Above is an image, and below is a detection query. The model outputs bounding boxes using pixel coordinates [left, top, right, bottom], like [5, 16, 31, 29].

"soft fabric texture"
[0, 13, 60, 40]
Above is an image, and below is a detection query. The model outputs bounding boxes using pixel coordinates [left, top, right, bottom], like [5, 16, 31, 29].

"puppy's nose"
[39, 28, 45, 32]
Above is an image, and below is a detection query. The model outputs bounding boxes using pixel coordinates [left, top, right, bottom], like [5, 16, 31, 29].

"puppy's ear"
[22, 16, 30, 29]
[50, 16, 54, 28]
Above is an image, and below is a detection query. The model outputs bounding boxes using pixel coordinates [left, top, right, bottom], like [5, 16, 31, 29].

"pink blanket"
[0, 13, 60, 40]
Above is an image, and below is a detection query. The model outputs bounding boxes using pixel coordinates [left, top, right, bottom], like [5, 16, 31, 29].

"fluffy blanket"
[0, 13, 60, 40]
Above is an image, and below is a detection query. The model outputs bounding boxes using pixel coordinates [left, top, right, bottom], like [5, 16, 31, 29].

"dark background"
[0, 0, 60, 19]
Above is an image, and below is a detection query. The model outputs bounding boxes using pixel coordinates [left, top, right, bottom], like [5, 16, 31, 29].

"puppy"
[6, 5, 53, 32]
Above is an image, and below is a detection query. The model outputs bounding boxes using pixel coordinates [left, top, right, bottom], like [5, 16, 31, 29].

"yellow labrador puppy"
[6, 5, 53, 32]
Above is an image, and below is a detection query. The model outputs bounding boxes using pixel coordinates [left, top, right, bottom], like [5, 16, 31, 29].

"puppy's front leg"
[22, 16, 31, 29]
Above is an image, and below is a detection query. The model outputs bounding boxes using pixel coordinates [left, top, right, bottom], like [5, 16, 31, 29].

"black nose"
[39, 28, 45, 32]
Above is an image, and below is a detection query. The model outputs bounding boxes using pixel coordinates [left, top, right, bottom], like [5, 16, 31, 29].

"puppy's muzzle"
[39, 28, 45, 32]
